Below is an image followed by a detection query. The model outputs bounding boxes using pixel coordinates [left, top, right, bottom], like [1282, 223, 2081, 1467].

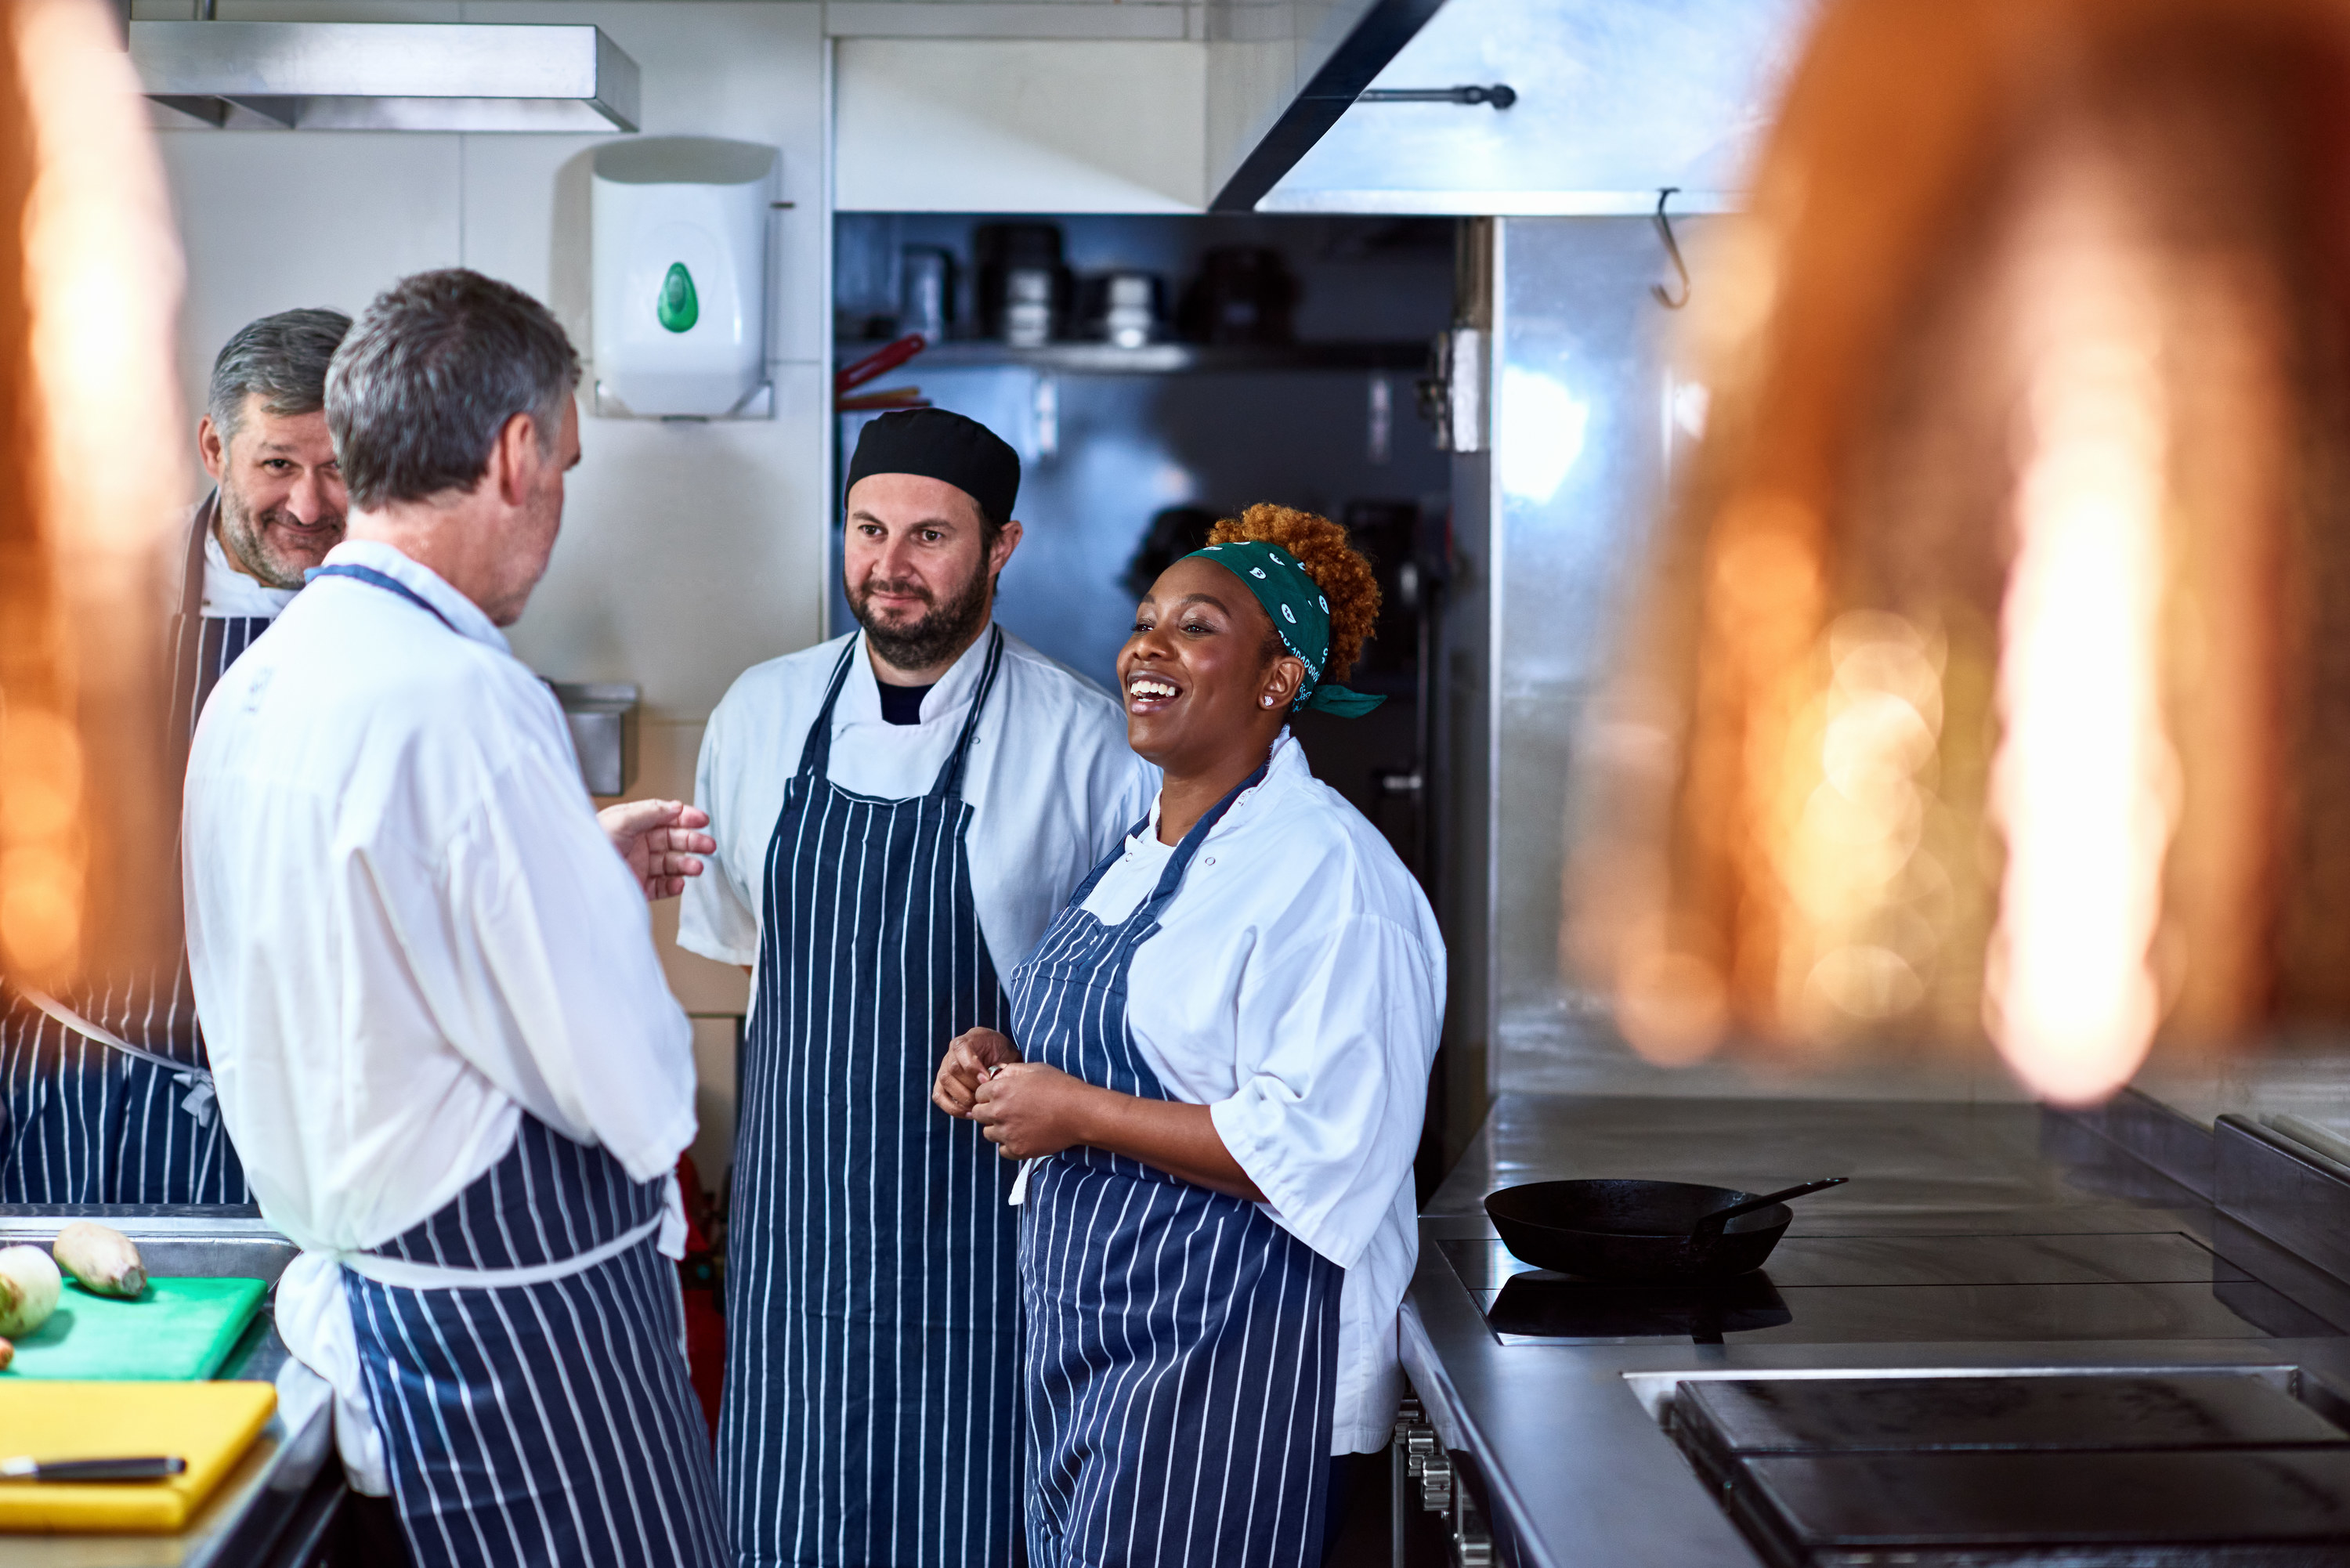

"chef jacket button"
[1204, 856, 1216, 866]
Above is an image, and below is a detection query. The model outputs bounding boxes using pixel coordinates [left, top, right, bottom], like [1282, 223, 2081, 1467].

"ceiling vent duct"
[127, 22, 640, 133]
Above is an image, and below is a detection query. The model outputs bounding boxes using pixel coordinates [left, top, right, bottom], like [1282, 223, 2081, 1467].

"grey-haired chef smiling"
[2, 305, 349, 1208]
[680, 408, 1152, 1568]
[934, 503, 1444, 1568]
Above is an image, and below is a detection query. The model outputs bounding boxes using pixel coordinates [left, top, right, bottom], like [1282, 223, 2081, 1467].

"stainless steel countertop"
[0, 1209, 334, 1568]
[1400, 1095, 2350, 1568]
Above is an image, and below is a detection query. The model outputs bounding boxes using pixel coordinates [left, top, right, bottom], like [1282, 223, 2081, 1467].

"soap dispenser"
[591, 136, 776, 417]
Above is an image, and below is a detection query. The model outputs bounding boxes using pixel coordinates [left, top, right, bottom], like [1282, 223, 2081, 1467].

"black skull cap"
[844, 408, 1020, 523]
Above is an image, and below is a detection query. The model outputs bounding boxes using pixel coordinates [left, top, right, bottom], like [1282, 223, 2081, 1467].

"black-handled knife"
[0, 1455, 186, 1483]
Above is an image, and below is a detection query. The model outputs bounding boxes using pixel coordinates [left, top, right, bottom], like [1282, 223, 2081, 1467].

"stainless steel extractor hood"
[128, 22, 640, 133]
[1228, 0, 1820, 214]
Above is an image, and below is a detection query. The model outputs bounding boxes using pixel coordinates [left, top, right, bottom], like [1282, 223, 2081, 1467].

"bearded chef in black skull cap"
[681, 408, 1152, 1568]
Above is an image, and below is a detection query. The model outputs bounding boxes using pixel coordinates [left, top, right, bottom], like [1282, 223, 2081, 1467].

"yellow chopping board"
[0, 1381, 275, 1533]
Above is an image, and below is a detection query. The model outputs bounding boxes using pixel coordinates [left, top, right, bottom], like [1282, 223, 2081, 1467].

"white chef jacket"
[680, 626, 1155, 980]
[198, 526, 298, 619]
[182, 539, 699, 1255]
[1074, 730, 1444, 1454]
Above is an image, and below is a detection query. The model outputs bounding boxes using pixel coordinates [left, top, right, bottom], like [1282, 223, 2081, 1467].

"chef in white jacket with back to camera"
[183, 269, 726, 1568]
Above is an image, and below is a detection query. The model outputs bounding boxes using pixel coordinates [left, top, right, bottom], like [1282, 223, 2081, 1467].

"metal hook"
[1650, 187, 1690, 310]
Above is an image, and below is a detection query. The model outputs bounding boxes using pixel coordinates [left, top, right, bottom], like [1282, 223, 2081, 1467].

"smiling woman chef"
[934, 504, 1444, 1567]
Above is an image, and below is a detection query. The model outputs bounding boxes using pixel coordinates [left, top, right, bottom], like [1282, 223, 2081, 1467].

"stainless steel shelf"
[837, 341, 1430, 375]
[131, 21, 641, 134]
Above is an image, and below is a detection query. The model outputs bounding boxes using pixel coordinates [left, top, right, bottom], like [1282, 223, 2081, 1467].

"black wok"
[1484, 1179, 1836, 1283]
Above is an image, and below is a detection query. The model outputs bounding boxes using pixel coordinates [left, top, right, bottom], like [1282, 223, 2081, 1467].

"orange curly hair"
[1206, 504, 1383, 680]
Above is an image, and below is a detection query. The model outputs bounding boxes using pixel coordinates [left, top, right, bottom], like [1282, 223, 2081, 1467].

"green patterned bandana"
[1183, 540, 1385, 717]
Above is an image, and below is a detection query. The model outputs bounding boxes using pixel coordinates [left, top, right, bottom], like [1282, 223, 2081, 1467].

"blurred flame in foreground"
[1572, 0, 2348, 1106]
[1987, 149, 2174, 1103]
[0, 0, 186, 987]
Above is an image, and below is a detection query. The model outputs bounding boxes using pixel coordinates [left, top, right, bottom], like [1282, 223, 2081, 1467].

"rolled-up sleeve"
[1208, 912, 1441, 1270]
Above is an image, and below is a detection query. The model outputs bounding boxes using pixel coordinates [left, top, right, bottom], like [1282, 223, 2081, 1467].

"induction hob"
[1672, 1372, 2350, 1567]
[1441, 1231, 2346, 1345]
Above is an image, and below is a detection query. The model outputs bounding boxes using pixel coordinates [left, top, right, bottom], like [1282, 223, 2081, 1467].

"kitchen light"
[1497, 367, 1589, 504]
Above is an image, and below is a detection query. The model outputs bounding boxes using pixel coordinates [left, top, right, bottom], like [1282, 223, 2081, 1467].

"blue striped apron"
[0, 495, 261, 1205]
[345, 1115, 727, 1568]
[1007, 767, 1343, 1568]
[721, 629, 1021, 1568]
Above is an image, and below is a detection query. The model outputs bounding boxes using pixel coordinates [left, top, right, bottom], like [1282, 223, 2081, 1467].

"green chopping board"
[2, 1277, 266, 1382]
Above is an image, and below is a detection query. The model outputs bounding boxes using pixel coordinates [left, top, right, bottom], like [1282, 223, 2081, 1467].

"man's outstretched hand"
[599, 798, 717, 901]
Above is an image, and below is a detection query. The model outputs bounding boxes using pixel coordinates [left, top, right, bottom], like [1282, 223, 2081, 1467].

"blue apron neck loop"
[308, 562, 460, 635]
[737, 620, 1022, 1563]
[797, 626, 1005, 802]
[1132, 759, 1266, 929]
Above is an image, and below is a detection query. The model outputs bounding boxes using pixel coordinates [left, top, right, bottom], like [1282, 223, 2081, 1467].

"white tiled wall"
[149, 2, 831, 724]
[833, 38, 1207, 211]
[826, 2, 1202, 40]
[146, 2, 828, 1177]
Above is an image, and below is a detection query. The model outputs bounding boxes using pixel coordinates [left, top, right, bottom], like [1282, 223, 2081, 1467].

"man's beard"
[850, 562, 992, 672]
[218, 483, 344, 591]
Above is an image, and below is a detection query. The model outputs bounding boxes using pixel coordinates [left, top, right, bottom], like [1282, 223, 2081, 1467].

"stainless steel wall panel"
[2217, 1116, 2350, 1290]
[2054, 1089, 2219, 1201]
[1434, 445, 1495, 1168]
[1485, 215, 1695, 1092]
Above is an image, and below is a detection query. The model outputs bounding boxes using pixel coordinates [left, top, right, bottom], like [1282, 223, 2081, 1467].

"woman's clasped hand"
[934, 1025, 1097, 1159]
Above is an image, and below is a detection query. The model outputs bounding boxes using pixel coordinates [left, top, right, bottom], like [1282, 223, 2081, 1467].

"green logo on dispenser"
[656, 262, 699, 333]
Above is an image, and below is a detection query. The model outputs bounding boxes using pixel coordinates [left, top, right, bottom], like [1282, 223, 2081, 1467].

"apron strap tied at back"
[15, 985, 216, 1127]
